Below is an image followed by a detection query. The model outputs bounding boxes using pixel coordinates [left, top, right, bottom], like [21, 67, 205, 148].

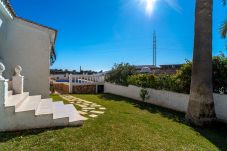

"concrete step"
[35, 98, 53, 116]
[5, 92, 29, 107]
[15, 95, 41, 112]
[53, 102, 69, 120]
[8, 90, 13, 97]
[65, 104, 85, 126]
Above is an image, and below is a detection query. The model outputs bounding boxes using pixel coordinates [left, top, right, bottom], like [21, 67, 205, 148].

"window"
[0, 18, 2, 28]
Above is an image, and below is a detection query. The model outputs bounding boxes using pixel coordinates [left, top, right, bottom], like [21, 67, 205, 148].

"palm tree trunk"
[186, 0, 216, 126]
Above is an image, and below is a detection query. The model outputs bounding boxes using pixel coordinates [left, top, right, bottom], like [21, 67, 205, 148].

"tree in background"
[213, 52, 227, 94]
[105, 63, 136, 86]
[221, 0, 227, 40]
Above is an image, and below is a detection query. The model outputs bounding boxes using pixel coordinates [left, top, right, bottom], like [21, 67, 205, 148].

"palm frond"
[220, 20, 227, 38]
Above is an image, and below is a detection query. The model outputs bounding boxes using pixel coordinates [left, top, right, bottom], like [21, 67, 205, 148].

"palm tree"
[186, 0, 216, 126]
[221, 0, 227, 39]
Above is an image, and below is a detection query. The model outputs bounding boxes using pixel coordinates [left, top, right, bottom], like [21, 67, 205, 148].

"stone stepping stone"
[90, 110, 104, 114]
[99, 107, 106, 110]
[83, 117, 89, 120]
[93, 105, 102, 107]
[82, 103, 90, 106]
[79, 111, 88, 115]
[83, 107, 95, 110]
[89, 114, 98, 118]
[82, 101, 92, 104]
[76, 104, 88, 108]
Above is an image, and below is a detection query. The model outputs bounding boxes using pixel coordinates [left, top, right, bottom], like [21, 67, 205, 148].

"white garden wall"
[104, 82, 227, 123]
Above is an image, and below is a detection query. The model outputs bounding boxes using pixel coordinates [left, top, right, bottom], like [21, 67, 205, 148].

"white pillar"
[69, 74, 73, 93]
[12, 65, 24, 94]
[0, 62, 8, 107]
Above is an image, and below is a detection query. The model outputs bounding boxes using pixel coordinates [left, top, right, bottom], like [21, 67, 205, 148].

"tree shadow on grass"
[99, 93, 227, 150]
[99, 93, 186, 123]
[0, 127, 66, 143]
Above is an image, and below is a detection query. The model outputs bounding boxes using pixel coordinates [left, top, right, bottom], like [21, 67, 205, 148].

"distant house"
[135, 65, 159, 73]
[159, 64, 183, 70]
[0, 0, 57, 97]
[135, 64, 183, 74]
[159, 64, 183, 74]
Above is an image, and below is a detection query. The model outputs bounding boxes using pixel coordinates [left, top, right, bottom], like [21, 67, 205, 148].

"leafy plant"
[127, 74, 156, 88]
[50, 83, 55, 94]
[219, 87, 225, 95]
[108, 54, 227, 94]
[140, 88, 149, 102]
[105, 63, 136, 86]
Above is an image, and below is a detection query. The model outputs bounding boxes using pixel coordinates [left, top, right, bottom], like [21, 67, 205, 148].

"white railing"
[0, 62, 24, 107]
[67, 73, 105, 93]
[51, 73, 105, 93]
[69, 74, 105, 85]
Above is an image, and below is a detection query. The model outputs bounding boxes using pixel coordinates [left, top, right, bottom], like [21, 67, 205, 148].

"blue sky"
[11, 0, 226, 71]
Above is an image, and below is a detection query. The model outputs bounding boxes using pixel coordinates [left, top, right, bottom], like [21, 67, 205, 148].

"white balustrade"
[0, 62, 8, 107]
[68, 74, 105, 85]
[69, 74, 73, 93]
[12, 65, 24, 94]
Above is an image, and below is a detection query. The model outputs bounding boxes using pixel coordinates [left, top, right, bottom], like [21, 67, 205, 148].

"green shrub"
[127, 74, 156, 88]
[140, 88, 149, 102]
[107, 54, 227, 94]
[105, 63, 136, 86]
[213, 53, 227, 94]
[155, 74, 177, 92]
[172, 61, 192, 94]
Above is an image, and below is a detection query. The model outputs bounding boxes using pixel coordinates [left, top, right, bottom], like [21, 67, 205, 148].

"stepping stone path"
[89, 114, 98, 118]
[60, 95, 106, 119]
[90, 111, 104, 114]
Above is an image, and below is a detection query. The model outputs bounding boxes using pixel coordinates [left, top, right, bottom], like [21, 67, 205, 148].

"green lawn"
[0, 94, 227, 151]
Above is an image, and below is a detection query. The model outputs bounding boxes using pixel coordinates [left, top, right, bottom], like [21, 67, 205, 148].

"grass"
[0, 94, 227, 151]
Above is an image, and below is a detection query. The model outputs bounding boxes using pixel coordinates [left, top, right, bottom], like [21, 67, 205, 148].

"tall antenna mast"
[153, 31, 157, 66]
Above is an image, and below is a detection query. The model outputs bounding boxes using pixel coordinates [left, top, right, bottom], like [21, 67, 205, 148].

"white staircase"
[0, 63, 86, 132]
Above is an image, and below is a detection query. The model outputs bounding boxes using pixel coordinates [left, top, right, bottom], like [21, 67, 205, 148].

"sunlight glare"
[140, 0, 157, 16]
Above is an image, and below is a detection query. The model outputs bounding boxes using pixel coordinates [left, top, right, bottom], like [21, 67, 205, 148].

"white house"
[0, 0, 56, 98]
[0, 0, 86, 131]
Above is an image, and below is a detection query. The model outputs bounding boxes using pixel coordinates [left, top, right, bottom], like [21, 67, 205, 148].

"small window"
[0, 18, 2, 28]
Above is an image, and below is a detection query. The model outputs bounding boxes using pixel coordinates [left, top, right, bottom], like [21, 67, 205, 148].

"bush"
[155, 74, 177, 92]
[107, 54, 227, 94]
[129, 54, 227, 94]
[127, 74, 156, 88]
[105, 63, 136, 86]
[213, 53, 227, 94]
[172, 61, 192, 94]
[140, 88, 149, 102]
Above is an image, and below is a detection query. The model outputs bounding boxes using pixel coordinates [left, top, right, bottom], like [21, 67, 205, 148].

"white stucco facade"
[0, 3, 57, 98]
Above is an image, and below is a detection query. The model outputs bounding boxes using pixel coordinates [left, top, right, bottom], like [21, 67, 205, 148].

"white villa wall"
[104, 83, 227, 123]
[50, 74, 69, 80]
[0, 15, 52, 98]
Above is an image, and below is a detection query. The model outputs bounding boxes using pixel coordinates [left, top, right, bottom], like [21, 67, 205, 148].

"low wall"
[53, 82, 69, 94]
[104, 82, 227, 123]
[73, 85, 96, 94]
